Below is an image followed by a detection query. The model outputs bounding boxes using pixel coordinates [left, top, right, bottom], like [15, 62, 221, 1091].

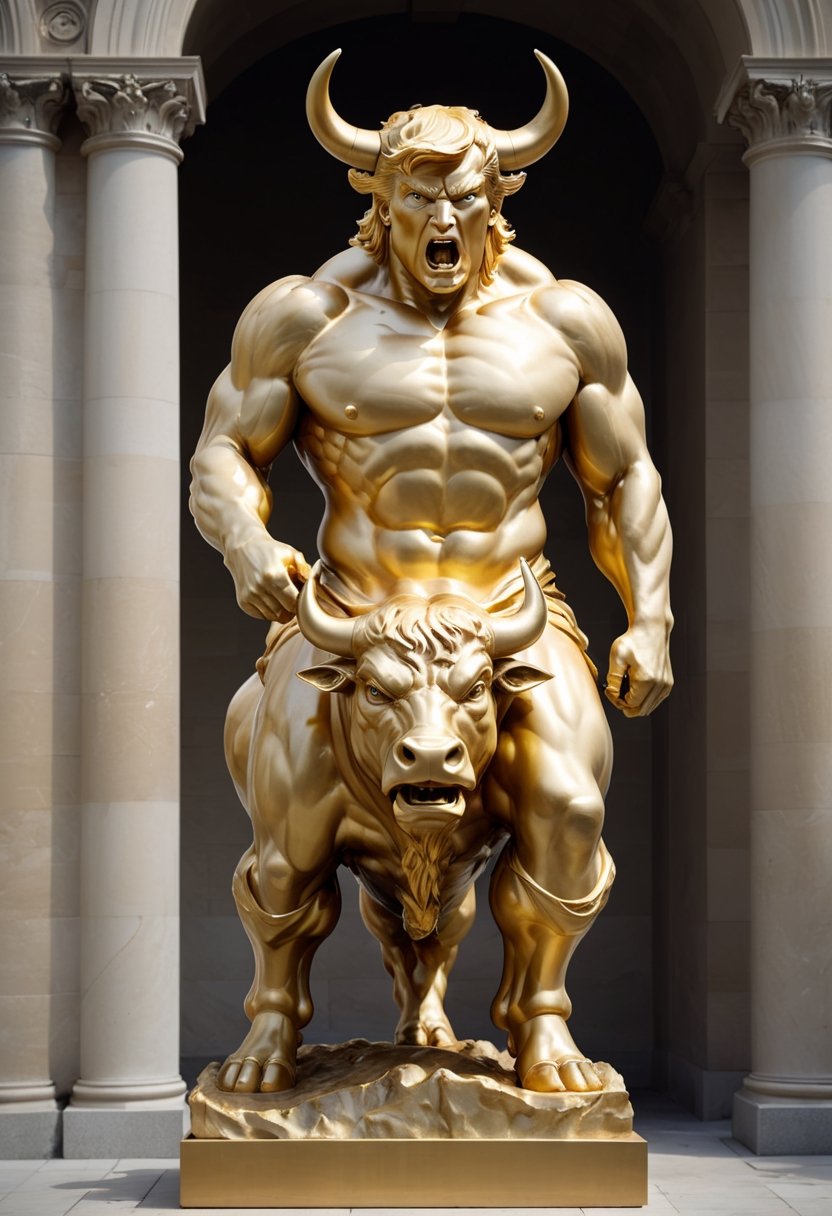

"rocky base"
[189, 1039, 633, 1140]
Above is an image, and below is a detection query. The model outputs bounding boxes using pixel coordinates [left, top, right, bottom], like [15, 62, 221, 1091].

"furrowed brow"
[401, 178, 442, 199]
[356, 658, 414, 698]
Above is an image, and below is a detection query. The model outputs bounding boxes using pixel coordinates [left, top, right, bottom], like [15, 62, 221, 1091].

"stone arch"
[73, 0, 753, 176]
[733, 0, 832, 55]
[5, 2, 831, 67]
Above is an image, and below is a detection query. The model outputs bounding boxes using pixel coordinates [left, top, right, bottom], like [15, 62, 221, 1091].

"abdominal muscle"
[299, 416, 555, 604]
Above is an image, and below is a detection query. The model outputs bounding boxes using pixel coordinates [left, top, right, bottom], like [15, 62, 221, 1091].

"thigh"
[247, 633, 347, 907]
[484, 624, 613, 885]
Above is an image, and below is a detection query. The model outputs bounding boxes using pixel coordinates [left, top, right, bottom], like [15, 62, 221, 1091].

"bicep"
[565, 375, 650, 499]
[192, 362, 297, 474]
[238, 374, 300, 467]
[540, 284, 648, 495]
[199, 275, 327, 471]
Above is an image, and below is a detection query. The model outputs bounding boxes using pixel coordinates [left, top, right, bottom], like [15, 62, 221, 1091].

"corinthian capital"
[717, 56, 832, 164]
[71, 57, 205, 161]
[0, 66, 68, 148]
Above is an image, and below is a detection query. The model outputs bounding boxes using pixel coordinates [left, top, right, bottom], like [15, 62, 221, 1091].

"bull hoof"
[395, 1019, 457, 1048]
[217, 1012, 299, 1093]
[513, 1013, 604, 1093]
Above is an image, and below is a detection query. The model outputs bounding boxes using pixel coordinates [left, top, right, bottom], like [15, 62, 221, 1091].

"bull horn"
[490, 51, 569, 170]
[296, 564, 357, 657]
[491, 559, 548, 657]
[306, 49, 382, 171]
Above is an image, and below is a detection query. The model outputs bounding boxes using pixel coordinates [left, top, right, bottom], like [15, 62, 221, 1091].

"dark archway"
[178, 11, 664, 1085]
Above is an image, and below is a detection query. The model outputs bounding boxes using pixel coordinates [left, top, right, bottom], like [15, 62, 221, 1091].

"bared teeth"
[397, 785, 457, 805]
[427, 240, 459, 269]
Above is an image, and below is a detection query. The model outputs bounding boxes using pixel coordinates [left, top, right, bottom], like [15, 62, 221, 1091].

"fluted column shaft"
[64, 60, 204, 1158]
[0, 66, 72, 1157]
[722, 57, 832, 1155]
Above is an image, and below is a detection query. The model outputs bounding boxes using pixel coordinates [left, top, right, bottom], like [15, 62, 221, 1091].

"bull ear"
[297, 660, 357, 692]
[492, 658, 553, 695]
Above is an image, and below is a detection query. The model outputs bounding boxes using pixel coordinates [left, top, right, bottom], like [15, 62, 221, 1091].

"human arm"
[189, 276, 346, 618]
[552, 283, 673, 716]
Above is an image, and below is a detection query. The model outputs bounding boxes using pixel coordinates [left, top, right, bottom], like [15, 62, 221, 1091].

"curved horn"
[491, 559, 548, 657]
[306, 49, 381, 171]
[296, 564, 357, 657]
[491, 50, 569, 170]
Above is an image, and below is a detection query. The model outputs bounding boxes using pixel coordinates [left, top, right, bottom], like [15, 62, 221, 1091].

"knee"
[559, 792, 605, 851]
[254, 849, 307, 912]
[526, 779, 605, 847]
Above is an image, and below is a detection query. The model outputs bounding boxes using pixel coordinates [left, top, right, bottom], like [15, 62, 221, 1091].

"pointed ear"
[492, 658, 553, 695]
[297, 660, 357, 692]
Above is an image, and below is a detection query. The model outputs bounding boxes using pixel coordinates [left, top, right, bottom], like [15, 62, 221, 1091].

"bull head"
[295, 565, 552, 935]
[296, 563, 553, 791]
[296, 558, 549, 666]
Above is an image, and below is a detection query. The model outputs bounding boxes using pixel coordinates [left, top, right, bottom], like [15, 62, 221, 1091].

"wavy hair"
[353, 595, 495, 663]
[347, 105, 525, 286]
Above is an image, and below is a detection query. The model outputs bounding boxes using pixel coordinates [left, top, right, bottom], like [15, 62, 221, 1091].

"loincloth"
[256, 555, 597, 684]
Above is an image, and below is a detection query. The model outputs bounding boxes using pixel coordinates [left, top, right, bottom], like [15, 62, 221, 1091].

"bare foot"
[217, 1011, 298, 1093]
[512, 1014, 604, 1093]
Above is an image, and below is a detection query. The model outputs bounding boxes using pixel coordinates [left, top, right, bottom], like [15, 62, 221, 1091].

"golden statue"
[190, 49, 673, 1100]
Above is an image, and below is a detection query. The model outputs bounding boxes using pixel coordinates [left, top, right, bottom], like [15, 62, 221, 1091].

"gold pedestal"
[179, 1133, 647, 1208]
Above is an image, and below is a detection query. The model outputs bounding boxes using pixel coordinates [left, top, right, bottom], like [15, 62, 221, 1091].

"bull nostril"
[401, 745, 416, 764]
[446, 745, 463, 766]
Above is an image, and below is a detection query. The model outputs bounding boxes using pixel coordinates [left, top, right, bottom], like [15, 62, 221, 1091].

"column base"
[0, 1107, 62, 1158]
[668, 1054, 746, 1120]
[63, 1103, 188, 1158]
[733, 1088, 832, 1155]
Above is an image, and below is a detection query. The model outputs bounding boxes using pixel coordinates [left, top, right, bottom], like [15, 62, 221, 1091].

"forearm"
[189, 437, 274, 558]
[587, 458, 673, 631]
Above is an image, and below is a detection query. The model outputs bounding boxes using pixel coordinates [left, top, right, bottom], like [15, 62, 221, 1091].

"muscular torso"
[290, 253, 583, 602]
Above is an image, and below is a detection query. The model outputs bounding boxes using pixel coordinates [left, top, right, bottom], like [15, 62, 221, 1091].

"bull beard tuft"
[396, 830, 456, 940]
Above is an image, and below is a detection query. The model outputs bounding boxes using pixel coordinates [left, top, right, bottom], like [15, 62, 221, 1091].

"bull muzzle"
[383, 733, 476, 834]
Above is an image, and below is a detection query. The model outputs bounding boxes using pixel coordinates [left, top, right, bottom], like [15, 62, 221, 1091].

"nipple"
[344, 404, 358, 420]
[534, 407, 545, 421]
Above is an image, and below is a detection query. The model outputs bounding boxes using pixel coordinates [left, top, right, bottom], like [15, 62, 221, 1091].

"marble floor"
[1, 1099, 830, 1216]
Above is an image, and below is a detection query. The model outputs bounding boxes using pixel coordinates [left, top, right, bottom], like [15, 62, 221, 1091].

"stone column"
[0, 63, 73, 1160]
[63, 59, 204, 1159]
[719, 58, 832, 1155]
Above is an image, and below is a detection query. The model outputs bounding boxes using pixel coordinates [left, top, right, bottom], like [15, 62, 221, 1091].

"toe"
[217, 1059, 242, 1092]
[234, 1058, 263, 1092]
[260, 1059, 295, 1093]
[428, 1025, 456, 1048]
[521, 1062, 566, 1093]
[577, 1060, 604, 1091]
[558, 1059, 604, 1092]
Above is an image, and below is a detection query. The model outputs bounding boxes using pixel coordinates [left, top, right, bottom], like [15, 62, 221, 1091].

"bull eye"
[366, 683, 391, 705]
[465, 681, 487, 701]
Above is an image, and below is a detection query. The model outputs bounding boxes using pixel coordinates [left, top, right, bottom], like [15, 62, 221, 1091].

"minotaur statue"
[190, 49, 673, 1097]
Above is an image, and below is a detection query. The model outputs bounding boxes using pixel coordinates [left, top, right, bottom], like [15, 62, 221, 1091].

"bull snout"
[383, 733, 476, 793]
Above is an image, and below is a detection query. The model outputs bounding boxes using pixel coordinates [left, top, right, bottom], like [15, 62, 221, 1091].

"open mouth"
[391, 783, 466, 826]
[426, 239, 459, 270]
[393, 784, 459, 807]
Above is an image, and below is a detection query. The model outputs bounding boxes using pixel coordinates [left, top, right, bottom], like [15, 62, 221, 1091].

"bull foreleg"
[358, 884, 475, 1047]
[489, 843, 615, 1093]
[218, 847, 341, 1093]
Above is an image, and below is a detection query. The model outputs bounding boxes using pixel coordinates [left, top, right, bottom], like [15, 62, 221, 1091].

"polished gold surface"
[189, 50, 673, 1107]
[189, 1041, 634, 1140]
[180, 1134, 648, 1208]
